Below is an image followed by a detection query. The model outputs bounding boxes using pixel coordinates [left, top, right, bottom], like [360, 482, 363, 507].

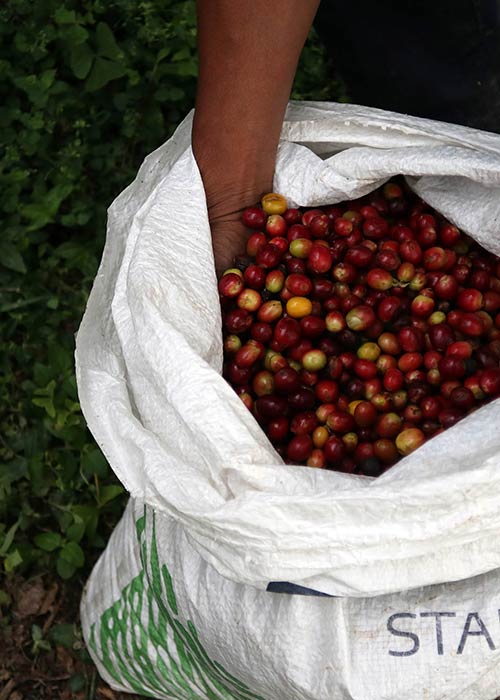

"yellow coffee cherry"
[396, 428, 425, 456]
[429, 311, 446, 325]
[261, 192, 287, 215]
[302, 349, 327, 372]
[313, 426, 329, 448]
[357, 342, 381, 361]
[286, 296, 313, 318]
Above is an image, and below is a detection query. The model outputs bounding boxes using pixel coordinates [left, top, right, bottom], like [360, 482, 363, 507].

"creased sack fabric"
[77, 102, 500, 700]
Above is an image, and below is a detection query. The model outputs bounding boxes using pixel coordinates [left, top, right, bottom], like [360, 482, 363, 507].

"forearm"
[193, 0, 320, 213]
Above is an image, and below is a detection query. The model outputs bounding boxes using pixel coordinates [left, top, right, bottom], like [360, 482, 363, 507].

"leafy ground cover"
[0, 2, 340, 697]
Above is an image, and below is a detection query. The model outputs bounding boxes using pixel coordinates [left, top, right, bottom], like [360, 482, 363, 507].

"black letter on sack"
[457, 613, 496, 654]
[420, 612, 456, 655]
[387, 613, 420, 656]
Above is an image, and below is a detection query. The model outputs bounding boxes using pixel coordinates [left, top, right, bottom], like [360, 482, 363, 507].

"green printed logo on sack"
[88, 511, 265, 700]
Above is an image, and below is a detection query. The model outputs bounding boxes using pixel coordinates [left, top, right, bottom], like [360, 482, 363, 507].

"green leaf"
[95, 22, 122, 60]
[0, 590, 11, 607]
[22, 184, 73, 231]
[40, 70, 56, 91]
[156, 47, 170, 62]
[32, 396, 56, 418]
[31, 624, 43, 642]
[33, 379, 56, 398]
[0, 519, 20, 556]
[4, 549, 23, 572]
[31, 624, 51, 653]
[54, 240, 88, 261]
[72, 505, 99, 540]
[61, 24, 89, 46]
[0, 242, 26, 273]
[0, 458, 28, 486]
[13, 71, 57, 106]
[33, 363, 54, 387]
[66, 519, 85, 543]
[60, 541, 84, 568]
[48, 342, 73, 373]
[85, 57, 127, 91]
[34, 532, 62, 552]
[70, 43, 94, 80]
[172, 47, 191, 61]
[54, 8, 77, 24]
[0, 295, 48, 313]
[81, 447, 108, 478]
[56, 557, 76, 580]
[98, 484, 124, 506]
[49, 623, 77, 648]
[61, 375, 78, 401]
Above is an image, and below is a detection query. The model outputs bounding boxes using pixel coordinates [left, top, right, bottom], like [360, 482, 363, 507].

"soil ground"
[0, 574, 146, 700]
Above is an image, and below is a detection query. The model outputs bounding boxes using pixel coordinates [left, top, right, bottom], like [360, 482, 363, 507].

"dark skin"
[192, 0, 320, 275]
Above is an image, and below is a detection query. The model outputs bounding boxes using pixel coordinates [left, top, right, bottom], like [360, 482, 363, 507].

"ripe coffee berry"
[346, 305, 376, 332]
[241, 207, 267, 230]
[287, 435, 313, 462]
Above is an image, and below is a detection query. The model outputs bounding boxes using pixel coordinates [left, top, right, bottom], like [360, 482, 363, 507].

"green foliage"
[291, 32, 346, 103]
[0, 1, 337, 584]
[0, 0, 198, 583]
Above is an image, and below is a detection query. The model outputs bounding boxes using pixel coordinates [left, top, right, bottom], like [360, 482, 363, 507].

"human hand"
[193, 138, 269, 276]
[206, 189, 262, 275]
[210, 213, 249, 276]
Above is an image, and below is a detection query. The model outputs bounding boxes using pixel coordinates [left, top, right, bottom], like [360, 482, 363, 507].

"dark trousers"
[314, 0, 500, 132]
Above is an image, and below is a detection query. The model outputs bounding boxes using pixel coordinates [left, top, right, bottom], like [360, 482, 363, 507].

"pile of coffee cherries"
[219, 181, 500, 476]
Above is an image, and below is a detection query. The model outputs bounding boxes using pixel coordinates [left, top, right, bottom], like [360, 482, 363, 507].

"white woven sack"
[77, 102, 500, 699]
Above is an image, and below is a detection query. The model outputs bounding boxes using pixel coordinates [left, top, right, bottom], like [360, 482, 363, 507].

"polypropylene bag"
[77, 102, 500, 699]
